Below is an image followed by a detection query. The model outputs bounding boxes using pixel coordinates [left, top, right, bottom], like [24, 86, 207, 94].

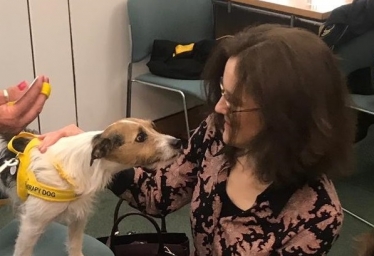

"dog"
[0, 118, 182, 256]
[356, 229, 374, 256]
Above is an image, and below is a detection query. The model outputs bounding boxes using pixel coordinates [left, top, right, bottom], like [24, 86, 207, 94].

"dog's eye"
[135, 132, 147, 143]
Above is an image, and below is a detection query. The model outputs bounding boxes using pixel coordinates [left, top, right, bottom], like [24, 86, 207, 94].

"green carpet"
[0, 182, 372, 255]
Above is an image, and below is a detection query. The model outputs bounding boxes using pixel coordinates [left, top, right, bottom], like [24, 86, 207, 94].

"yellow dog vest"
[7, 132, 79, 202]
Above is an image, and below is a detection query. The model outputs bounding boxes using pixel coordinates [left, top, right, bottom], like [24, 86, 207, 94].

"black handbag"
[97, 199, 190, 256]
[146, 39, 216, 80]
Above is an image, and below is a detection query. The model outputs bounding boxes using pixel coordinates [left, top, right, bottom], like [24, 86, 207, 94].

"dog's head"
[90, 118, 183, 168]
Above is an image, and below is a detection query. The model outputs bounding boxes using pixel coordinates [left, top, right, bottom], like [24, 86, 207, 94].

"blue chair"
[126, 0, 214, 139]
[350, 93, 374, 115]
[346, 92, 374, 228]
[0, 220, 114, 256]
[342, 104, 374, 229]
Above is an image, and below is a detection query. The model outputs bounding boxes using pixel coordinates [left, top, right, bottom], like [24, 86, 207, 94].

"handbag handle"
[109, 212, 165, 255]
[113, 198, 167, 233]
[113, 198, 124, 230]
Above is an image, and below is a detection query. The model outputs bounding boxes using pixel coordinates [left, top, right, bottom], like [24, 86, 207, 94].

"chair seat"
[0, 220, 114, 256]
[134, 73, 206, 100]
[350, 94, 374, 115]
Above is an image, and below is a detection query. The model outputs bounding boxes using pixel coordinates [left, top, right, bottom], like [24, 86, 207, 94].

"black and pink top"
[110, 115, 343, 256]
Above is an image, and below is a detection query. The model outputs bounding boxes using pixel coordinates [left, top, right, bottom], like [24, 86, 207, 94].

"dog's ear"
[90, 134, 124, 166]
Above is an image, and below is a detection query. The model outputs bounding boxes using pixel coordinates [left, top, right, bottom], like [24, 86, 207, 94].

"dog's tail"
[355, 229, 374, 256]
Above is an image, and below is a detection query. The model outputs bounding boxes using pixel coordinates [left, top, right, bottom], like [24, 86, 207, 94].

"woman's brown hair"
[202, 24, 356, 186]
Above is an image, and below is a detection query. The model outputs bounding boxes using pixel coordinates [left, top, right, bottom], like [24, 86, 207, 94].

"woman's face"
[214, 57, 262, 148]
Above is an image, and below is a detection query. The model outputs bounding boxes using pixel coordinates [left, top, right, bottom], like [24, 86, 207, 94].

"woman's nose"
[215, 96, 228, 115]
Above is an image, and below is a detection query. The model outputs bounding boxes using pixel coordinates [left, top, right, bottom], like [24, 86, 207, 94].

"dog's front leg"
[13, 215, 50, 256]
[67, 218, 87, 256]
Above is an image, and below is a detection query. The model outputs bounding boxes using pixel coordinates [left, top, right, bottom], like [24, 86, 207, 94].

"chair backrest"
[127, 0, 214, 63]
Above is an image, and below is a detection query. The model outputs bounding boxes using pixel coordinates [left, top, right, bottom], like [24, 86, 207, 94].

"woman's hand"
[7, 79, 28, 101]
[0, 76, 49, 134]
[4, 80, 28, 103]
[38, 124, 84, 153]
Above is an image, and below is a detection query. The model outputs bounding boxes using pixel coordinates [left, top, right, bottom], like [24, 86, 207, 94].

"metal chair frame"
[345, 92, 374, 228]
[125, 0, 214, 140]
[127, 63, 191, 139]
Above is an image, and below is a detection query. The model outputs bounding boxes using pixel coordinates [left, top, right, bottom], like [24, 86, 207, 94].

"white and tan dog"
[0, 118, 182, 256]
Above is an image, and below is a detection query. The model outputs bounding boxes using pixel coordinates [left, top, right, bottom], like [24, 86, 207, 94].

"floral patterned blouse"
[109, 114, 343, 256]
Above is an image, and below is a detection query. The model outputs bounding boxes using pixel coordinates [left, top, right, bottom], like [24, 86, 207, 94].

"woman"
[0, 75, 115, 256]
[39, 25, 356, 255]
[0, 76, 49, 199]
[1, 80, 27, 105]
[0, 76, 49, 134]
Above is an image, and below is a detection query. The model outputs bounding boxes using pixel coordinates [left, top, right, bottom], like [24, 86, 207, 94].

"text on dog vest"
[26, 184, 56, 198]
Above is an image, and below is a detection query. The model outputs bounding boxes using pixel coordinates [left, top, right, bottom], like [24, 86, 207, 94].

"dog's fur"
[356, 229, 374, 256]
[0, 118, 182, 256]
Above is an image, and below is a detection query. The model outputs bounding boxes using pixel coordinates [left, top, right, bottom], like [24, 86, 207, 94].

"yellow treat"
[41, 82, 51, 98]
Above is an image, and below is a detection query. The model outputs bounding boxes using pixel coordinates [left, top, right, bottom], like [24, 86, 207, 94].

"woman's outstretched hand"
[0, 76, 49, 134]
[38, 124, 84, 153]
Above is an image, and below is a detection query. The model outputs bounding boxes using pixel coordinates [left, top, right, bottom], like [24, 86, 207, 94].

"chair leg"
[126, 79, 132, 118]
[343, 208, 374, 228]
[178, 91, 190, 140]
[131, 80, 192, 140]
[126, 63, 134, 118]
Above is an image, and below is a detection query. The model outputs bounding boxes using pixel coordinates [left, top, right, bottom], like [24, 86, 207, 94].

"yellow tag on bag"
[173, 43, 195, 57]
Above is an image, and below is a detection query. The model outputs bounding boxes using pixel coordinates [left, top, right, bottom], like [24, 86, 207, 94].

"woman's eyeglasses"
[220, 82, 260, 113]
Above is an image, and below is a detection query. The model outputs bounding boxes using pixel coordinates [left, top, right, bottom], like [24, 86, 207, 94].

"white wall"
[69, 0, 129, 131]
[70, 0, 201, 131]
[0, 0, 201, 133]
[29, 0, 77, 133]
[0, 1, 39, 131]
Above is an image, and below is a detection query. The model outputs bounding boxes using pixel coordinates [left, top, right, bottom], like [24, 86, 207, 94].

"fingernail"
[17, 81, 27, 90]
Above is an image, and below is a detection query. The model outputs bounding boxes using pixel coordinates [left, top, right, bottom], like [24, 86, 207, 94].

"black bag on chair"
[146, 39, 216, 80]
[97, 199, 190, 256]
[318, 0, 374, 51]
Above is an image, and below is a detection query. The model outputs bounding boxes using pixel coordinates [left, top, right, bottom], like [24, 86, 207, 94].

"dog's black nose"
[170, 138, 182, 150]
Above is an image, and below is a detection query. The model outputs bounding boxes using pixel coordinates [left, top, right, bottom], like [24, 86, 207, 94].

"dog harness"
[7, 132, 79, 202]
